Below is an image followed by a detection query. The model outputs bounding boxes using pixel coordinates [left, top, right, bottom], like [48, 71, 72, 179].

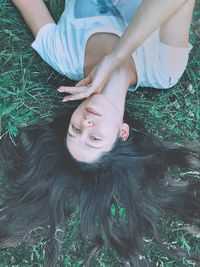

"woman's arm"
[58, 0, 190, 101]
[12, 0, 55, 37]
[111, 0, 189, 66]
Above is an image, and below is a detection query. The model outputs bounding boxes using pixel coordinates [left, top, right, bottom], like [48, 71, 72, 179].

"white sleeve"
[31, 23, 66, 76]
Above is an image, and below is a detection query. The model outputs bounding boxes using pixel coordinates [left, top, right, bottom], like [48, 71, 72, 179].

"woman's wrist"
[109, 48, 127, 71]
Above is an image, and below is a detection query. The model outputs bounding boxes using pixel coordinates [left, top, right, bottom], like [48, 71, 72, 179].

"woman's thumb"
[75, 76, 92, 87]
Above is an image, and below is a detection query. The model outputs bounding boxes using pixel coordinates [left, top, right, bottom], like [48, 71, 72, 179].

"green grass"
[0, 0, 200, 266]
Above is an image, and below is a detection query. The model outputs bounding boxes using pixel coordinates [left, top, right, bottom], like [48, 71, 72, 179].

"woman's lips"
[85, 107, 102, 117]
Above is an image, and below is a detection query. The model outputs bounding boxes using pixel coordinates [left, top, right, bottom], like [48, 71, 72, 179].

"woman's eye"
[90, 136, 101, 141]
[72, 125, 81, 133]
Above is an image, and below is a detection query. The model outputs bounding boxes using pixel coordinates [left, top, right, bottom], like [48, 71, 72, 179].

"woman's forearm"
[12, 0, 54, 37]
[112, 0, 188, 66]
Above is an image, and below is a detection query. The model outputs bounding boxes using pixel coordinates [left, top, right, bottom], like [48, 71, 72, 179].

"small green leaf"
[110, 204, 116, 217]
[119, 207, 126, 219]
[64, 255, 71, 266]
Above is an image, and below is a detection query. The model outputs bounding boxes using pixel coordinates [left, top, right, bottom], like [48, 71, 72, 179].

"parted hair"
[0, 110, 199, 267]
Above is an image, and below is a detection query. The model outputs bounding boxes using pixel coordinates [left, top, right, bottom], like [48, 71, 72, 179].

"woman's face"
[66, 94, 129, 162]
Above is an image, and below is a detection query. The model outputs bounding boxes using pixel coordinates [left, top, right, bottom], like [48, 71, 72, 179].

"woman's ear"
[120, 123, 130, 141]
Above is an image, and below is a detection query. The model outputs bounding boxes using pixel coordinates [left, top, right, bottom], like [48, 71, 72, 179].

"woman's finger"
[75, 76, 92, 87]
[57, 85, 88, 94]
[62, 92, 90, 102]
[62, 87, 94, 102]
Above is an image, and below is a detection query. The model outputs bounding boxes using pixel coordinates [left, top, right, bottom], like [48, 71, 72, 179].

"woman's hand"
[58, 54, 119, 102]
[58, 64, 98, 102]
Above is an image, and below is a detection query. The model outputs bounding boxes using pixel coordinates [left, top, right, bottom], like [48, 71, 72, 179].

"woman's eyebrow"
[86, 144, 102, 149]
[67, 132, 103, 149]
[67, 131, 76, 138]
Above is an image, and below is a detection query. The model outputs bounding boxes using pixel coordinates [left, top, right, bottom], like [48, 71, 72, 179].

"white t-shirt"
[32, 0, 192, 91]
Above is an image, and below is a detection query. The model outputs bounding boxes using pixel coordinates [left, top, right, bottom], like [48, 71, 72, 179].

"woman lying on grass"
[2, 0, 197, 266]
[11, 0, 196, 163]
[0, 110, 199, 267]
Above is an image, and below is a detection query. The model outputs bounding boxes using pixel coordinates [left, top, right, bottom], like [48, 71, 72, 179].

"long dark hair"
[0, 110, 199, 266]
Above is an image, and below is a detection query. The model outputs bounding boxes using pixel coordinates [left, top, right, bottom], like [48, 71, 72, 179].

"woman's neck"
[101, 62, 133, 120]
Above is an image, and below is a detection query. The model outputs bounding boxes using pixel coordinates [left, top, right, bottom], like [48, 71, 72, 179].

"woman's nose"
[82, 118, 94, 127]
